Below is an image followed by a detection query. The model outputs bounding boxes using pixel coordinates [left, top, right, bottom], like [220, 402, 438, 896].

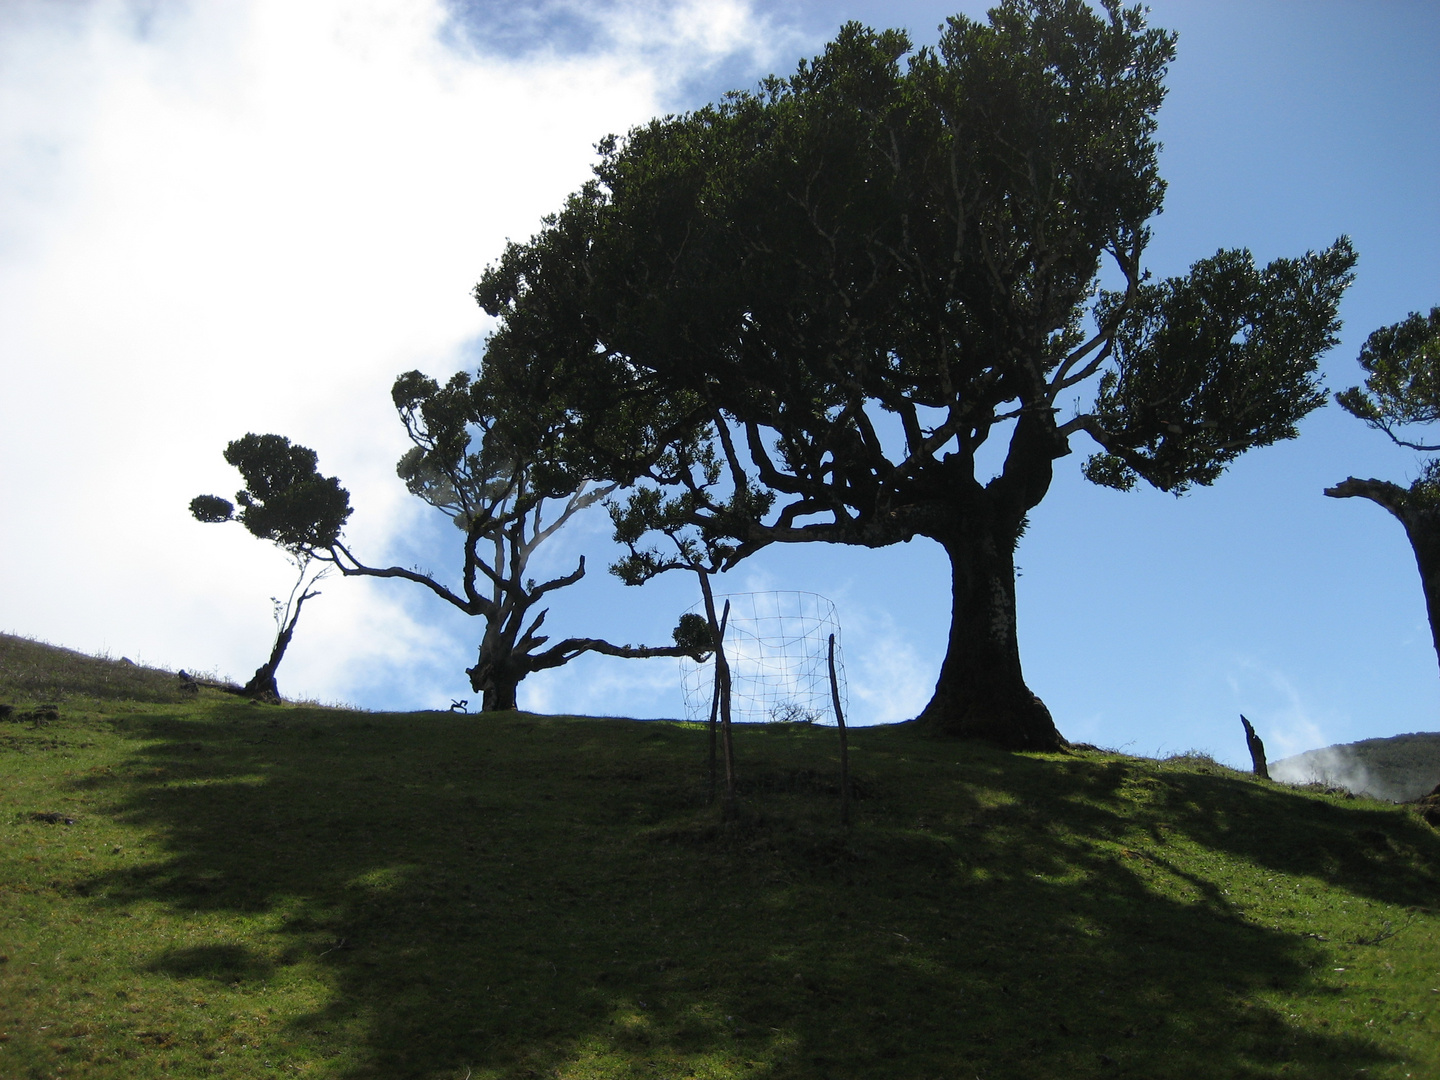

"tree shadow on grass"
[70, 707, 1438, 1078]
[147, 943, 276, 984]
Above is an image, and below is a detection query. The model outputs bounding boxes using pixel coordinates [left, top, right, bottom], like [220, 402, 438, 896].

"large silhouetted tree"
[1327, 306, 1440, 673]
[191, 434, 351, 700]
[475, 0, 1357, 750]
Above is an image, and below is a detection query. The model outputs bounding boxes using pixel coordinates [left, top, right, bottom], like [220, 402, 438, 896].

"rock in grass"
[30, 812, 76, 825]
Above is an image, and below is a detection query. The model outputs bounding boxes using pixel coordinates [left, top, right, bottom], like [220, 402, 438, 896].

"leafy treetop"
[1335, 307, 1440, 451]
[189, 434, 351, 553]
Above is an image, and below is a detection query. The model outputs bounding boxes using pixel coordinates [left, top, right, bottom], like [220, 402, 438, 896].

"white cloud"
[601, 0, 782, 62]
[519, 648, 687, 719]
[0, 0, 786, 708]
[443, 0, 803, 80]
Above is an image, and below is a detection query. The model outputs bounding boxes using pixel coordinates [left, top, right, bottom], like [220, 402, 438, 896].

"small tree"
[322, 370, 705, 710]
[190, 434, 352, 700]
[1326, 306, 1440, 672]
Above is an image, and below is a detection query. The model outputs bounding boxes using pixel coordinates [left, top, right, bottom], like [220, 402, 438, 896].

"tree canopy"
[190, 434, 351, 554]
[1334, 308, 1440, 451]
[475, 0, 1357, 749]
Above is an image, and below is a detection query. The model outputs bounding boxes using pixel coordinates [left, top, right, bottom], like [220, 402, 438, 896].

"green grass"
[2, 636, 1439, 1078]
[0, 633, 202, 705]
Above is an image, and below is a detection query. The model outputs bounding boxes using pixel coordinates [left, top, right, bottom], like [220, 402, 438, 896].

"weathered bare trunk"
[1401, 510, 1440, 675]
[1327, 477, 1440, 677]
[696, 575, 737, 816]
[705, 598, 731, 804]
[829, 633, 851, 826]
[1240, 714, 1269, 779]
[242, 589, 314, 702]
[467, 649, 520, 712]
[241, 663, 281, 702]
[911, 526, 1066, 752]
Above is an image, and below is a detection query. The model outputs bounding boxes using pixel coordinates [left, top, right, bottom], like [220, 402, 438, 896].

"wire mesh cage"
[678, 591, 848, 725]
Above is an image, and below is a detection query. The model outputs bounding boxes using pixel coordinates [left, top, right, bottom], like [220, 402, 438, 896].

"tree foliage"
[475, 0, 1357, 749]
[1335, 307, 1440, 450]
[189, 434, 351, 553]
[1082, 245, 1355, 492]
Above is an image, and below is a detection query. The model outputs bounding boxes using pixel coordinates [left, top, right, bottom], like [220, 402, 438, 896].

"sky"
[1, 0, 1437, 769]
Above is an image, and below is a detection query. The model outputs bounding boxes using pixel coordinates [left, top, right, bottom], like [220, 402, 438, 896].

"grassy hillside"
[0, 632, 204, 705]
[1271, 733, 1440, 804]
[2, 635, 1439, 1079]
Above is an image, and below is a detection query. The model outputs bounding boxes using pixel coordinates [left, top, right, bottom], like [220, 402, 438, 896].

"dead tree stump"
[1240, 714, 1269, 780]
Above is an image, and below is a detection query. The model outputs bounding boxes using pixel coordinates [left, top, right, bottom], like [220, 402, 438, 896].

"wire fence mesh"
[678, 591, 848, 725]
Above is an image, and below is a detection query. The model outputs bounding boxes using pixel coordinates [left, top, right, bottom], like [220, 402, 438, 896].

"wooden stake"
[695, 568, 735, 814]
[828, 633, 851, 826]
[706, 599, 730, 804]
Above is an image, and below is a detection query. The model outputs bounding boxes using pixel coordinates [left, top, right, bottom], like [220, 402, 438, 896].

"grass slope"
[1271, 734, 1440, 804]
[2, 634, 1439, 1079]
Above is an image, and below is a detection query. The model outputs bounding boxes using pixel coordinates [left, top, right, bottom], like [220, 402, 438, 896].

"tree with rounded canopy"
[1326, 306, 1440, 673]
[474, 0, 1358, 750]
[191, 434, 351, 700]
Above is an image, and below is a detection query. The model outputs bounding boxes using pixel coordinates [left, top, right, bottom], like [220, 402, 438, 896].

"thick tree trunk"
[468, 650, 520, 712]
[911, 528, 1066, 751]
[242, 664, 281, 702]
[481, 678, 519, 712]
[1401, 511, 1440, 675]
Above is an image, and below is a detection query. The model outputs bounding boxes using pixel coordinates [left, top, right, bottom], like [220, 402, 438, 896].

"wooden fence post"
[828, 633, 851, 826]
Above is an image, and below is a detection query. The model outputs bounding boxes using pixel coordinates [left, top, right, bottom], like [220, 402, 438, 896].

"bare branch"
[329, 542, 494, 617]
[1324, 476, 1411, 520]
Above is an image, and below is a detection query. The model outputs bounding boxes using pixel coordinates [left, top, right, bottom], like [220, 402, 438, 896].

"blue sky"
[1, 0, 1436, 768]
